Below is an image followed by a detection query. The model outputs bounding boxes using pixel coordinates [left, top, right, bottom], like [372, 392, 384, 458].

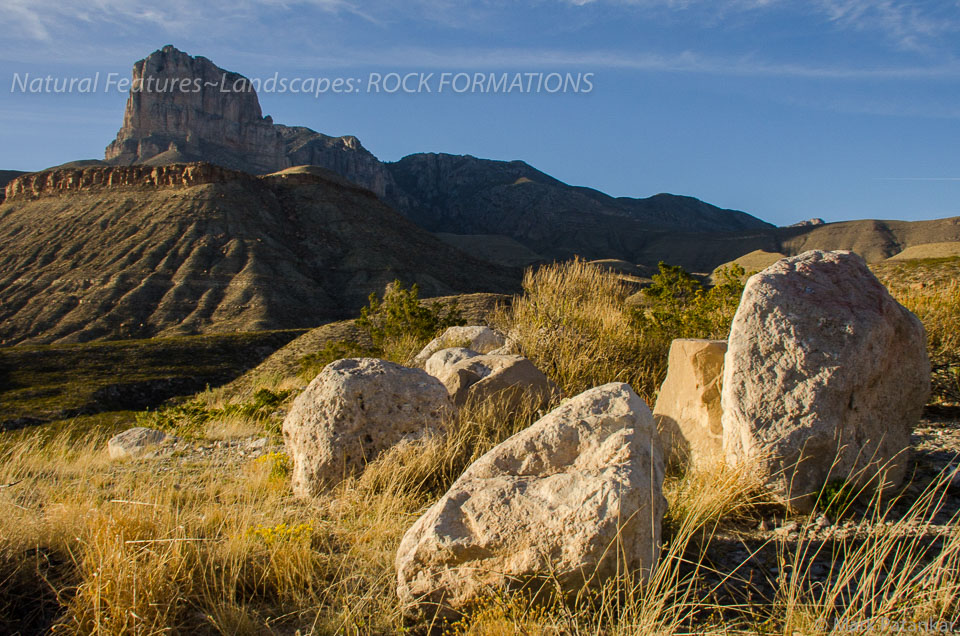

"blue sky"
[1, 0, 958, 226]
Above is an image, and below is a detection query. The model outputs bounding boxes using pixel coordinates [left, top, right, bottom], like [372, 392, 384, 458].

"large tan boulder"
[722, 250, 930, 512]
[412, 326, 506, 366]
[653, 339, 727, 468]
[282, 358, 453, 495]
[428, 352, 557, 411]
[396, 382, 666, 619]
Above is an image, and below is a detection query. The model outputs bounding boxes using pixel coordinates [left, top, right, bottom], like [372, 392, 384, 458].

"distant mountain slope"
[776, 217, 960, 263]
[689, 217, 960, 274]
[887, 242, 960, 261]
[433, 233, 546, 268]
[384, 153, 771, 261]
[0, 164, 519, 345]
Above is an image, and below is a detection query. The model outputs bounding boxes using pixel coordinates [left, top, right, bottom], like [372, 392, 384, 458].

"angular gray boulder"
[396, 382, 666, 619]
[722, 250, 930, 511]
[282, 358, 454, 495]
[427, 352, 557, 411]
[412, 326, 506, 367]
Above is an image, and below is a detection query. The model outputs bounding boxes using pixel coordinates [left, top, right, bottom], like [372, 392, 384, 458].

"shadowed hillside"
[0, 163, 519, 345]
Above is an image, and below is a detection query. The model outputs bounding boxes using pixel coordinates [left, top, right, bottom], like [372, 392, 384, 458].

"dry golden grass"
[494, 259, 667, 401]
[773, 468, 960, 635]
[0, 391, 548, 635]
[0, 424, 404, 634]
[4, 392, 958, 634]
[886, 278, 960, 404]
[3, 258, 960, 634]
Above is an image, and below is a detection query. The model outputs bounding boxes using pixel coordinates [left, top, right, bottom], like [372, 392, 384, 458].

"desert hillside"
[639, 216, 960, 273]
[0, 163, 519, 345]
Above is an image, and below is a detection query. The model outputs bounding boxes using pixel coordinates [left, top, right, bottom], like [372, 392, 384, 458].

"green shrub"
[818, 479, 859, 520]
[135, 401, 213, 436]
[136, 388, 292, 437]
[297, 280, 465, 370]
[356, 280, 464, 353]
[222, 388, 292, 420]
[630, 262, 745, 341]
[252, 450, 293, 481]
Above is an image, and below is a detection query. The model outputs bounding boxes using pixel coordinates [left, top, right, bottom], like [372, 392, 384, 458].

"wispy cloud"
[293, 45, 960, 80]
[564, 0, 960, 54]
[4, 0, 959, 83]
[2, 0, 362, 41]
[816, 0, 959, 52]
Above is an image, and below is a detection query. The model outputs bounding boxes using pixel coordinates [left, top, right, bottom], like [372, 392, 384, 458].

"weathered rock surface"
[423, 347, 479, 379]
[103, 46, 402, 198]
[105, 46, 286, 175]
[4, 163, 241, 201]
[277, 125, 404, 201]
[412, 326, 507, 366]
[721, 250, 930, 511]
[282, 358, 453, 495]
[396, 382, 666, 619]
[653, 339, 727, 468]
[108, 427, 173, 460]
[429, 353, 557, 411]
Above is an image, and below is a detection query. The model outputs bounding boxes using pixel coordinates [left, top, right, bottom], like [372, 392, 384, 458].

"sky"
[1, 0, 959, 226]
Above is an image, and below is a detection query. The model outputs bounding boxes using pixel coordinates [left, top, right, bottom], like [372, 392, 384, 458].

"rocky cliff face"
[0, 170, 25, 203]
[5, 163, 245, 201]
[103, 46, 402, 199]
[277, 126, 404, 201]
[105, 46, 286, 174]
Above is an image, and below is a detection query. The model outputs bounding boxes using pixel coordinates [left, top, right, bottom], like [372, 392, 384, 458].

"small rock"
[430, 353, 558, 411]
[774, 521, 799, 536]
[246, 437, 268, 450]
[412, 326, 506, 366]
[108, 427, 174, 460]
[423, 347, 479, 379]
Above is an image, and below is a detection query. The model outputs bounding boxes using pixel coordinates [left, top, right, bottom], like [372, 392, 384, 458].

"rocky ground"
[690, 413, 960, 625]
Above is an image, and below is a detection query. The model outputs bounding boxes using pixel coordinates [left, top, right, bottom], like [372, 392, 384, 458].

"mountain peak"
[104, 46, 285, 174]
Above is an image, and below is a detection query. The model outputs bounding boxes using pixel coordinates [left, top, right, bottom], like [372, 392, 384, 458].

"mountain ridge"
[92, 44, 773, 258]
